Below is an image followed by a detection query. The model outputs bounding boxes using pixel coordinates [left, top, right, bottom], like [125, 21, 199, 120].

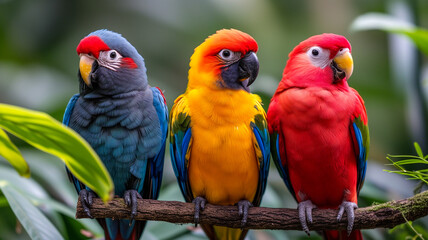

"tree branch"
[76, 190, 428, 231]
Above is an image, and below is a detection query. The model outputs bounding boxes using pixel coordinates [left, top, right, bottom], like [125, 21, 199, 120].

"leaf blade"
[414, 142, 424, 158]
[0, 181, 64, 240]
[0, 128, 30, 177]
[0, 104, 113, 202]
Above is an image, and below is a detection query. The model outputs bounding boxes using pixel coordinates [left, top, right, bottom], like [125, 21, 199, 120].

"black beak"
[330, 60, 346, 84]
[238, 52, 259, 87]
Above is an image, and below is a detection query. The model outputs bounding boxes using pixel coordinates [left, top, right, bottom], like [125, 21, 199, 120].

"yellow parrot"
[169, 29, 270, 240]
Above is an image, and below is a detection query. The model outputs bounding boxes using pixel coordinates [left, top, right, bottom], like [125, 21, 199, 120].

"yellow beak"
[333, 49, 353, 79]
[79, 54, 95, 86]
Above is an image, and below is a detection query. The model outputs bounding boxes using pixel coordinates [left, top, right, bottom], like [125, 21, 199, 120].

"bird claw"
[298, 200, 316, 236]
[237, 200, 253, 228]
[123, 190, 142, 221]
[79, 189, 96, 219]
[337, 201, 358, 236]
[192, 196, 207, 226]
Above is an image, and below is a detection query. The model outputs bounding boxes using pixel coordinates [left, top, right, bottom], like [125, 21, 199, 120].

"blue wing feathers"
[251, 124, 270, 198]
[181, 129, 192, 171]
[151, 140, 166, 199]
[170, 127, 192, 200]
[250, 116, 270, 206]
[63, 94, 82, 193]
[150, 87, 168, 200]
[353, 123, 364, 160]
[63, 94, 80, 126]
[271, 133, 296, 201]
[352, 122, 367, 193]
[253, 127, 265, 159]
[169, 95, 193, 202]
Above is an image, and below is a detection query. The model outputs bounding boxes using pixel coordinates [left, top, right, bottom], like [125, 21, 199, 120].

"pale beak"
[332, 49, 353, 81]
[79, 54, 95, 86]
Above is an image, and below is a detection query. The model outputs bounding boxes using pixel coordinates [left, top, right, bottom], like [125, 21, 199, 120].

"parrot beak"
[79, 54, 96, 87]
[331, 49, 353, 83]
[238, 52, 259, 87]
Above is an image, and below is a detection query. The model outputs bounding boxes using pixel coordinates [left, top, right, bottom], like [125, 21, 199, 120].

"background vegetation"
[0, 0, 427, 239]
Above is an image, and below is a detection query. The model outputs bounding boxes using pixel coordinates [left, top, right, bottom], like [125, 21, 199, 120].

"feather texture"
[169, 29, 269, 240]
[268, 34, 368, 240]
[65, 29, 167, 240]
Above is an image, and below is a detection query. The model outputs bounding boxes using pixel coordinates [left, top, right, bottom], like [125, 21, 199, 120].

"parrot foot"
[192, 196, 207, 226]
[79, 189, 96, 219]
[237, 200, 253, 228]
[124, 190, 142, 221]
[337, 201, 358, 236]
[298, 200, 317, 236]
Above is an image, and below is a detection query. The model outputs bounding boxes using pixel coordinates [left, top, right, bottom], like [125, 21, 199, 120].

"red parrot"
[267, 34, 369, 240]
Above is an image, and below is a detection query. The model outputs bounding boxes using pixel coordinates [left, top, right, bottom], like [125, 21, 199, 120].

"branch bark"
[76, 190, 428, 231]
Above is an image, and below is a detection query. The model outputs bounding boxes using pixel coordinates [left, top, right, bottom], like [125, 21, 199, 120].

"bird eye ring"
[218, 49, 239, 61]
[308, 47, 322, 58]
[107, 50, 120, 60]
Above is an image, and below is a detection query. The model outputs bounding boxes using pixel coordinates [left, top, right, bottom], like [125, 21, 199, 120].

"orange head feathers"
[187, 29, 259, 92]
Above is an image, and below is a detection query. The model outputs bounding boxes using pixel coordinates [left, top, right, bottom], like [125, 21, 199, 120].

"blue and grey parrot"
[63, 29, 168, 240]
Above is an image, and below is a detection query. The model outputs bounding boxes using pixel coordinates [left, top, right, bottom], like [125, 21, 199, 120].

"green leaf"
[414, 142, 424, 158]
[351, 13, 428, 56]
[0, 165, 103, 237]
[0, 104, 113, 202]
[392, 159, 427, 165]
[0, 128, 29, 177]
[0, 180, 64, 240]
[388, 154, 426, 158]
[0, 196, 8, 207]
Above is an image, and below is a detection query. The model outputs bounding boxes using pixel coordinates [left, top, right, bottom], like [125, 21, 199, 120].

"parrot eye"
[218, 49, 241, 62]
[312, 49, 319, 56]
[107, 50, 121, 61]
[309, 47, 322, 58]
[221, 49, 231, 58]
[98, 50, 123, 71]
[307, 46, 330, 69]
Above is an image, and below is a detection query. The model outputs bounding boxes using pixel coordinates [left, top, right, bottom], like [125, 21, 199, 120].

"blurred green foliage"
[0, 0, 428, 239]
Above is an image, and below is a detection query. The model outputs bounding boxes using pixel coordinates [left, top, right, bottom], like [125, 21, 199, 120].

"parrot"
[267, 33, 369, 240]
[169, 29, 270, 240]
[62, 29, 168, 240]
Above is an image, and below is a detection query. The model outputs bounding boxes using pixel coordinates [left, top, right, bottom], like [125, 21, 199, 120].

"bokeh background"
[0, 0, 427, 239]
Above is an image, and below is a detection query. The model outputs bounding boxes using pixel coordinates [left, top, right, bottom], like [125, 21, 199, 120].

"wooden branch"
[76, 190, 428, 231]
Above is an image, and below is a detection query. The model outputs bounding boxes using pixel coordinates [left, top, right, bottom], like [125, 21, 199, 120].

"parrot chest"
[278, 87, 359, 206]
[186, 89, 260, 205]
[280, 87, 355, 129]
[69, 91, 162, 195]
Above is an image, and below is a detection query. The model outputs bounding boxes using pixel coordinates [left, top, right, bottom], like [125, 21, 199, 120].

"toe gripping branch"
[298, 199, 359, 236]
[124, 190, 143, 221]
[192, 197, 254, 229]
[79, 189, 97, 219]
[192, 196, 207, 226]
[298, 200, 317, 236]
[337, 201, 358, 236]
[237, 200, 253, 228]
